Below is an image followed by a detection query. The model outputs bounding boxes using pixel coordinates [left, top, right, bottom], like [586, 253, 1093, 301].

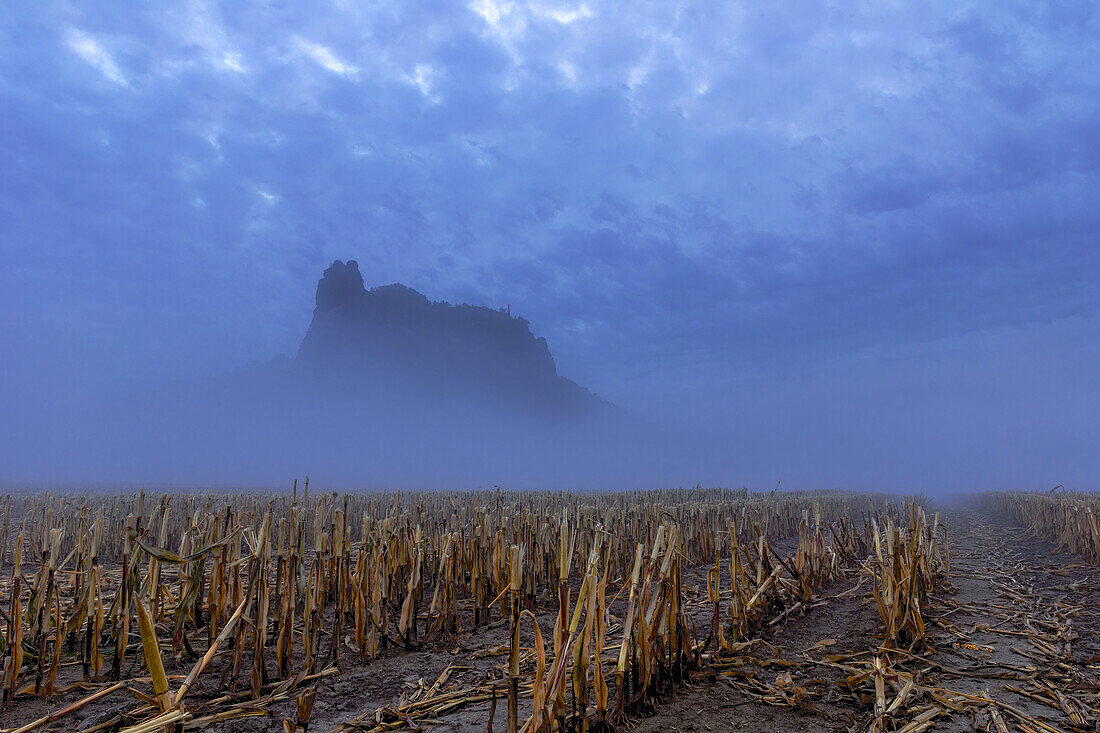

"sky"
[1, 1, 1098, 491]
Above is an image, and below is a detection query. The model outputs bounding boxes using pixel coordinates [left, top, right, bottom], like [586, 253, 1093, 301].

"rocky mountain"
[293, 260, 609, 417]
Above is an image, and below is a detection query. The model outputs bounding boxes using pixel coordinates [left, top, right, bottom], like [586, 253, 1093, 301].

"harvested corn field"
[0, 488, 1096, 733]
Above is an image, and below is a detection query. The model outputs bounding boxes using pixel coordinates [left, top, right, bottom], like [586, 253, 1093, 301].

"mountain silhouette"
[294, 259, 609, 416]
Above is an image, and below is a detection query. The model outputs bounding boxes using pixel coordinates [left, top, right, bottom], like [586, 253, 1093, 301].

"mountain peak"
[316, 259, 365, 310]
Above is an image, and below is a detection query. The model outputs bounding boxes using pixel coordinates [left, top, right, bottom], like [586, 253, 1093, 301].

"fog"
[2, 2, 1098, 493]
[3, 302, 1097, 493]
[0, 365, 666, 491]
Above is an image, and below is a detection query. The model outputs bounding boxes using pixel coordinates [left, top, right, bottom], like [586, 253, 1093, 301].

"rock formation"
[295, 260, 607, 416]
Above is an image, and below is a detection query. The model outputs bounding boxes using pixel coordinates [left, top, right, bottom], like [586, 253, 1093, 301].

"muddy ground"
[1, 505, 1097, 732]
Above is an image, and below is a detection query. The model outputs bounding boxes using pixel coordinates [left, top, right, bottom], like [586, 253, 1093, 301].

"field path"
[920, 507, 1099, 732]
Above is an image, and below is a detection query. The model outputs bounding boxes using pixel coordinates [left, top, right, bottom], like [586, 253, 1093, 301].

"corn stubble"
[982, 489, 1099, 566]
[0, 487, 962, 733]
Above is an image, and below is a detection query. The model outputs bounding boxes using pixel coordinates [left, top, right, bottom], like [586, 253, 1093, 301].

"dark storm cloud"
[1, 0, 1098, 490]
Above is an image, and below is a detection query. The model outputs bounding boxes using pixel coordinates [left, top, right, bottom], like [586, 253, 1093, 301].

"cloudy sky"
[2, 1, 1098, 490]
